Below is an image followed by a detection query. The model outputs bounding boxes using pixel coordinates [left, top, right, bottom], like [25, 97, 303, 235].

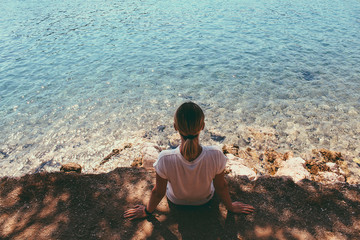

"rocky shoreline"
[85, 125, 360, 185]
[1, 124, 359, 180]
[90, 140, 360, 185]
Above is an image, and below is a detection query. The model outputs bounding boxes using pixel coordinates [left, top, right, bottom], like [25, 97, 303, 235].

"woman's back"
[154, 145, 227, 205]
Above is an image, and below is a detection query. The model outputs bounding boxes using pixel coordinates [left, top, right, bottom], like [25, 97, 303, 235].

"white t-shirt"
[153, 145, 227, 205]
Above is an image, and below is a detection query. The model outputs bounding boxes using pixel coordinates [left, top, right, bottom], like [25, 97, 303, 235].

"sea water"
[1, 0, 359, 177]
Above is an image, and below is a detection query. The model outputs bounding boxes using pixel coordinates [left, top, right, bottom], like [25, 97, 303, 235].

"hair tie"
[181, 134, 198, 140]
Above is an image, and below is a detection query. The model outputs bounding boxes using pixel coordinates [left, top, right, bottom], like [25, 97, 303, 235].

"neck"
[179, 138, 202, 161]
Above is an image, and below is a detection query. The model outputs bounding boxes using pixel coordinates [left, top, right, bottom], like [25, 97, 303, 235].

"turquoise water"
[1, 0, 360, 176]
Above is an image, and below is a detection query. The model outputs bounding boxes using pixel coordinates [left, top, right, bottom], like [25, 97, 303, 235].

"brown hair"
[174, 102, 205, 160]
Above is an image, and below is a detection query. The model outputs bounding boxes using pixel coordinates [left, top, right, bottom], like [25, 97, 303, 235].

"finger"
[129, 213, 143, 221]
[124, 209, 139, 216]
[124, 211, 136, 217]
[124, 213, 135, 217]
[232, 206, 254, 214]
[124, 209, 136, 215]
[242, 208, 254, 212]
[242, 204, 254, 209]
[124, 210, 132, 214]
[241, 208, 254, 213]
[241, 207, 254, 212]
[241, 205, 254, 210]
[237, 203, 255, 210]
[241, 211, 252, 214]
[238, 209, 251, 214]
[124, 213, 135, 218]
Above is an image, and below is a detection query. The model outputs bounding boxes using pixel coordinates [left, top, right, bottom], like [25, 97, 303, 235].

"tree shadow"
[0, 168, 359, 239]
[0, 168, 153, 239]
[225, 176, 360, 239]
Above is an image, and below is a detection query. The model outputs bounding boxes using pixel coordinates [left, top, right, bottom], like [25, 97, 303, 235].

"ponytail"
[174, 102, 205, 160]
[182, 137, 198, 160]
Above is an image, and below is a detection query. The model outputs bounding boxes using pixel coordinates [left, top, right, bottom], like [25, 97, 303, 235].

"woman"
[124, 102, 254, 220]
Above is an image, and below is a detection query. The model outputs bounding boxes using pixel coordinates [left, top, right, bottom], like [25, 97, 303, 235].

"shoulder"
[158, 148, 178, 160]
[157, 148, 179, 166]
[203, 145, 228, 163]
[203, 145, 224, 155]
[202, 146, 227, 174]
[154, 148, 179, 178]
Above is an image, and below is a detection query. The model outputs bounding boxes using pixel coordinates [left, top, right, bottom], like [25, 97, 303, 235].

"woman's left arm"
[124, 173, 167, 220]
[213, 171, 254, 214]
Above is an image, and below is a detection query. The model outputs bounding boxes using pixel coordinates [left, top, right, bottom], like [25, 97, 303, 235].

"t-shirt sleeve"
[216, 150, 228, 175]
[153, 156, 168, 179]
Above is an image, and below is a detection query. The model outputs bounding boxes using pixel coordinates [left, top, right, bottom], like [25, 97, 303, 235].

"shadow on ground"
[0, 168, 359, 239]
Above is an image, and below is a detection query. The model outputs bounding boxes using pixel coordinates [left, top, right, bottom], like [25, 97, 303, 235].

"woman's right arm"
[213, 171, 254, 214]
[124, 173, 167, 220]
[147, 173, 168, 213]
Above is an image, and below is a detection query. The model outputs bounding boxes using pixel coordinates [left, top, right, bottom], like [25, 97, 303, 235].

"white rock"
[339, 168, 346, 176]
[227, 161, 257, 180]
[275, 157, 310, 182]
[226, 153, 236, 160]
[318, 171, 345, 183]
[325, 162, 338, 172]
[226, 154, 245, 164]
[142, 143, 161, 170]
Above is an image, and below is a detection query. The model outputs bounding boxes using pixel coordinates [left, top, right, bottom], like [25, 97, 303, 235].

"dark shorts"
[167, 196, 219, 212]
[167, 196, 223, 240]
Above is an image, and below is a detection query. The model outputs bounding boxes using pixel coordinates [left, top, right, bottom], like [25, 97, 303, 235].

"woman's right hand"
[230, 201, 254, 214]
[124, 205, 147, 220]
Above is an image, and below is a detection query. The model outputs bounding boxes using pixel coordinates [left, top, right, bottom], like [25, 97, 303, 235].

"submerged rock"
[238, 148, 259, 162]
[60, 163, 82, 173]
[240, 127, 278, 151]
[100, 143, 132, 165]
[157, 125, 166, 132]
[210, 133, 226, 142]
[208, 130, 226, 142]
[301, 70, 315, 81]
[0, 150, 9, 158]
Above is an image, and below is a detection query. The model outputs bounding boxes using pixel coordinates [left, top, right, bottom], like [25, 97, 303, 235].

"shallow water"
[1, 0, 360, 177]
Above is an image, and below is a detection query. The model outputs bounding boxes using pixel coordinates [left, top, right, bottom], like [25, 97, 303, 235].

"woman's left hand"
[124, 205, 147, 220]
[230, 201, 254, 214]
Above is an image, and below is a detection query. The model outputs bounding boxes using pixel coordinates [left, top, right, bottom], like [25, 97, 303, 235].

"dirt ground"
[0, 168, 359, 240]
